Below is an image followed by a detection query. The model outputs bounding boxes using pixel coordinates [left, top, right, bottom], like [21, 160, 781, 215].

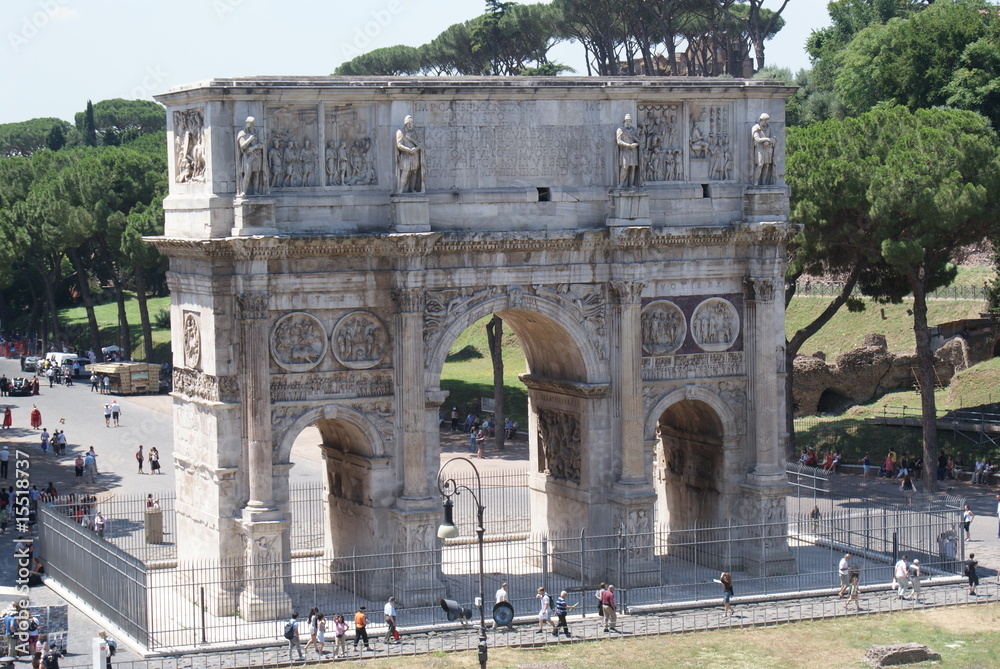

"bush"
[153, 308, 170, 329]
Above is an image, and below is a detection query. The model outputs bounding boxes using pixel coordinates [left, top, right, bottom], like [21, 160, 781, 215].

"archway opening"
[816, 388, 854, 415]
[656, 399, 724, 532]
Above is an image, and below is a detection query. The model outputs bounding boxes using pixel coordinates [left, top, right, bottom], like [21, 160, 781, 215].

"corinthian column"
[744, 277, 783, 483]
[609, 280, 647, 483]
[236, 292, 275, 510]
[392, 287, 431, 501]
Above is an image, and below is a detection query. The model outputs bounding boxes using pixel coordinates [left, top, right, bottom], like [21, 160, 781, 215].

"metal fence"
[794, 281, 990, 302]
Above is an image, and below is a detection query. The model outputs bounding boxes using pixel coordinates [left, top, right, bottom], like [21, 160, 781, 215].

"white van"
[46, 352, 79, 367]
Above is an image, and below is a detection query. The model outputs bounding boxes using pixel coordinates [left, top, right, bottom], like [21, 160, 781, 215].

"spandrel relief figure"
[174, 110, 206, 183]
[689, 113, 708, 158]
[641, 301, 686, 356]
[325, 141, 337, 185]
[268, 139, 284, 188]
[299, 139, 318, 187]
[348, 137, 376, 185]
[752, 113, 776, 186]
[395, 115, 425, 193]
[638, 104, 682, 182]
[337, 142, 350, 185]
[282, 140, 300, 188]
[236, 116, 266, 196]
[616, 114, 641, 188]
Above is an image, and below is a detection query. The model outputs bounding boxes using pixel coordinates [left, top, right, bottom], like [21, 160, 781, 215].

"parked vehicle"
[22, 356, 39, 372]
[9, 378, 32, 396]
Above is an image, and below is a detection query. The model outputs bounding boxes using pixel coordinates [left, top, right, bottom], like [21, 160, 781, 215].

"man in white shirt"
[383, 596, 397, 643]
[491, 582, 509, 629]
[838, 554, 852, 598]
[894, 556, 910, 599]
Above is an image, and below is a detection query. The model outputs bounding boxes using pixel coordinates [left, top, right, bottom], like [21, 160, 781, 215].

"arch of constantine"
[151, 77, 796, 620]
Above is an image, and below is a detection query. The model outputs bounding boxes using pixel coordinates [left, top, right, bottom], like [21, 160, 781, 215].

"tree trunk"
[486, 315, 506, 452]
[35, 259, 63, 350]
[109, 272, 132, 360]
[783, 265, 863, 459]
[909, 262, 938, 493]
[68, 247, 103, 359]
[135, 267, 154, 361]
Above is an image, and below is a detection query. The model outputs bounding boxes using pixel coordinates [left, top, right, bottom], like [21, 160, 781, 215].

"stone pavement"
[2, 352, 999, 667]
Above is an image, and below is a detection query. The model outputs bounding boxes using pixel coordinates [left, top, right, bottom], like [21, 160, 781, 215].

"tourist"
[595, 582, 606, 618]
[862, 454, 871, 481]
[0, 445, 7, 479]
[84, 450, 97, 483]
[837, 554, 852, 598]
[601, 584, 617, 632]
[333, 614, 348, 657]
[315, 613, 327, 656]
[102, 375, 110, 394]
[475, 428, 486, 459]
[554, 590, 571, 637]
[900, 474, 915, 505]
[97, 630, 116, 669]
[383, 596, 397, 643]
[995, 494, 1000, 539]
[31, 377, 39, 395]
[718, 572, 734, 617]
[42, 645, 62, 669]
[136, 445, 144, 474]
[909, 559, 922, 602]
[962, 504, 974, 541]
[845, 572, 860, 612]
[110, 400, 121, 427]
[353, 606, 370, 651]
[536, 587, 556, 634]
[467, 430, 476, 454]
[450, 407, 459, 431]
[90, 372, 99, 392]
[29, 405, 42, 429]
[149, 447, 161, 474]
[882, 452, 894, 479]
[103, 404, 111, 427]
[40, 428, 49, 453]
[893, 555, 910, 599]
[55, 430, 67, 455]
[303, 607, 319, 653]
[491, 582, 509, 629]
[74, 454, 84, 479]
[93, 512, 106, 539]
[284, 611, 304, 662]
[966, 553, 979, 595]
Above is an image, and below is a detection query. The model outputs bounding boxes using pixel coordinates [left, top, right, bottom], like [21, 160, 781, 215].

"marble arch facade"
[152, 77, 796, 620]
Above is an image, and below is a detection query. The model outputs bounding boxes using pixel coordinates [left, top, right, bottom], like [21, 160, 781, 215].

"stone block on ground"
[865, 643, 942, 667]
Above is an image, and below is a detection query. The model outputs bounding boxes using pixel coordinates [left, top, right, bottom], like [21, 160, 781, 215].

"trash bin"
[145, 508, 163, 544]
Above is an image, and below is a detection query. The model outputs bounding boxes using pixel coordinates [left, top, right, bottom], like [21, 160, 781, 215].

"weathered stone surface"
[865, 643, 941, 667]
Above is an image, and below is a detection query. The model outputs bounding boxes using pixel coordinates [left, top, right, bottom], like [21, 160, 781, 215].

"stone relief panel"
[325, 105, 377, 186]
[532, 284, 608, 361]
[182, 310, 202, 369]
[173, 368, 240, 403]
[271, 370, 393, 403]
[641, 300, 686, 356]
[350, 399, 395, 449]
[642, 352, 745, 381]
[173, 109, 206, 183]
[690, 298, 740, 352]
[331, 311, 387, 370]
[638, 103, 683, 182]
[414, 100, 607, 188]
[536, 408, 582, 484]
[266, 105, 320, 188]
[689, 105, 733, 181]
[613, 504, 654, 559]
[717, 380, 747, 427]
[423, 287, 500, 344]
[270, 312, 327, 372]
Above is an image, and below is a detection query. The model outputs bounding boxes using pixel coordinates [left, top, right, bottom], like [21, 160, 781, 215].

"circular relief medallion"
[270, 312, 327, 372]
[690, 298, 740, 352]
[331, 311, 387, 370]
[641, 300, 686, 355]
[182, 311, 201, 369]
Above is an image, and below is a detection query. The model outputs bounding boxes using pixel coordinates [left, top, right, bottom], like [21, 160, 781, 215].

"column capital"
[609, 280, 647, 305]
[743, 276, 776, 302]
[391, 287, 425, 313]
[236, 292, 270, 320]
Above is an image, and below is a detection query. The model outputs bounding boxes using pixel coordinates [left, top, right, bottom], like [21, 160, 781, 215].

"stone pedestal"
[390, 193, 430, 232]
[738, 483, 795, 576]
[607, 189, 651, 227]
[232, 197, 277, 236]
[608, 494, 659, 587]
[742, 186, 790, 223]
[239, 512, 293, 621]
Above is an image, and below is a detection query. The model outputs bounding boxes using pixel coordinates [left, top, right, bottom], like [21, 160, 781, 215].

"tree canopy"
[0, 118, 78, 157]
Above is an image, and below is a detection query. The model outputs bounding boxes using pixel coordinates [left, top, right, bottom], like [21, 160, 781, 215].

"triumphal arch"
[152, 77, 795, 620]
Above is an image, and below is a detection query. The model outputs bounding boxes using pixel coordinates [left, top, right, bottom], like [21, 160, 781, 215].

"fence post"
[580, 529, 586, 618]
[541, 536, 549, 595]
[200, 587, 206, 644]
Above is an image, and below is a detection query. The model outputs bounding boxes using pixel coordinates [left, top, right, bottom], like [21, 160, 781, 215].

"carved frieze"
[537, 407, 581, 484]
[532, 284, 608, 361]
[331, 311, 387, 370]
[423, 287, 500, 343]
[642, 352, 745, 381]
[641, 300, 686, 356]
[182, 311, 202, 369]
[717, 380, 747, 427]
[270, 312, 327, 372]
[326, 105, 377, 186]
[266, 105, 320, 188]
[690, 105, 733, 181]
[349, 399, 395, 448]
[173, 109, 206, 183]
[270, 370, 392, 402]
[613, 503, 654, 559]
[691, 298, 740, 352]
[638, 103, 683, 182]
[173, 368, 240, 403]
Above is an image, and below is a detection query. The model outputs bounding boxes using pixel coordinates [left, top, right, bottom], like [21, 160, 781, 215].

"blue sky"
[0, 0, 830, 125]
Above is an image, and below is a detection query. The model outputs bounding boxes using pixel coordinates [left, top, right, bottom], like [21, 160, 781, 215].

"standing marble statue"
[395, 115, 425, 193]
[616, 114, 641, 188]
[236, 116, 266, 196]
[751, 113, 776, 186]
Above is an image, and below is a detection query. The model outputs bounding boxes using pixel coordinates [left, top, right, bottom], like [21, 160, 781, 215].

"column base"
[239, 516, 292, 621]
[742, 186, 790, 223]
[232, 197, 278, 236]
[609, 493, 658, 587]
[607, 188, 651, 228]
[738, 482, 795, 576]
[390, 193, 430, 232]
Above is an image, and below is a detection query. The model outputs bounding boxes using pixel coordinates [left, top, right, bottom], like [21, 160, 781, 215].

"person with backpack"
[283, 612, 304, 662]
[42, 646, 63, 669]
[595, 582, 606, 618]
[98, 630, 116, 668]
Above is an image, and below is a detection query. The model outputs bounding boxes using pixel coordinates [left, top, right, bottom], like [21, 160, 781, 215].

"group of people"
[285, 597, 398, 661]
[0, 374, 38, 396]
[797, 447, 842, 472]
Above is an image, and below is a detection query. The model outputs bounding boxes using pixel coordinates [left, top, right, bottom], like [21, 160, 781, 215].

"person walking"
[101, 375, 110, 394]
[536, 587, 555, 634]
[284, 611, 304, 662]
[0, 445, 8, 479]
[450, 407, 459, 432]
[97, 630, 116, 669]
[894, 555, 910, 599]
[110, 400, 121, 427]
[491, 582, 509, 629]
[595, 582, 606, 618]
[90, 372, 99, 392]
[962, 505, 974, 541]
[93, 512, 106, 539]
[900, 474, 915, 506]
[149, 447, 161, 474]
[103, 404, 111, 428]
[136, 446, 144, 474]
[966, 553, 979, 595]
[39, 428, 49, 454]
[303, 607, 319, 654]
[862, 454, 871, 482]
[845, 572, 861, 611]
[353, 606, 370, 652]
[553, 590, 571, 637]
[383, 596, 397, 643]
[838, 554, 852, 598]
[718, 572, 734, 617]
[84, 450, 97, 483]
[909, 559, 922, 602]
[601, 584, 617, 632]
[315, 613, 327, 656]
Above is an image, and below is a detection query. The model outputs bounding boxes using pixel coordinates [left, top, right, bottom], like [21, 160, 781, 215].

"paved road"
[2, 352, 999, 667]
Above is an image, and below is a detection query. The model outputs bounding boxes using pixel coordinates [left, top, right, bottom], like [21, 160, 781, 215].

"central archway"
[656, 399, 724, 532]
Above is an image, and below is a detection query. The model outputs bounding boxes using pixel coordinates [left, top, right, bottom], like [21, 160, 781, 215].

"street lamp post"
[437, 457, 488, 669]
